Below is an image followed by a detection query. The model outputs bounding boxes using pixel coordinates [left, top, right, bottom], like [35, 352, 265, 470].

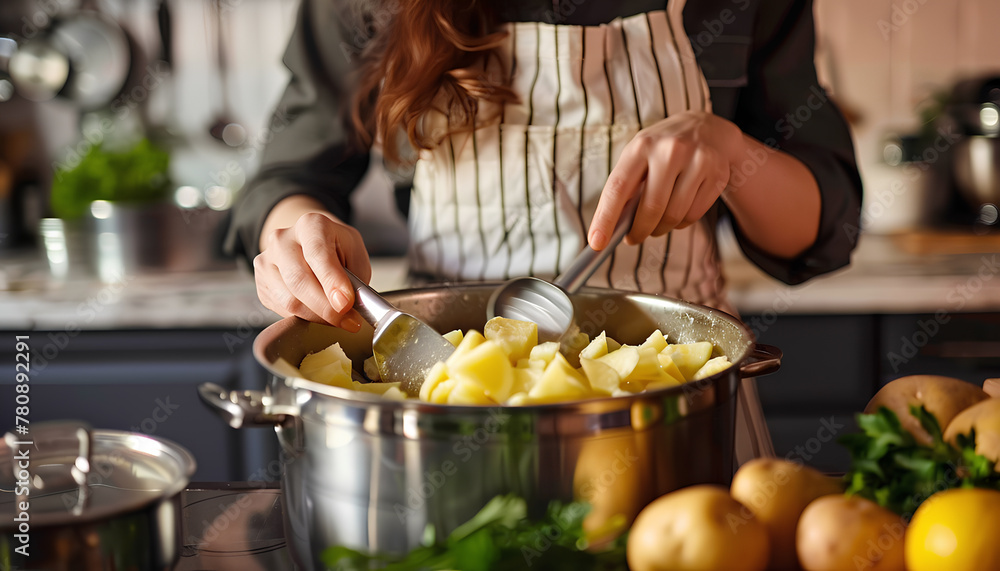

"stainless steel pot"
[200, 284, 780, 570]
[0, 422, 196, 570]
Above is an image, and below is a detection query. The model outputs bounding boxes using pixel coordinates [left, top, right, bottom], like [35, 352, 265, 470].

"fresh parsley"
[321, 494, 629, 571]
[839, 404, 1000, 520]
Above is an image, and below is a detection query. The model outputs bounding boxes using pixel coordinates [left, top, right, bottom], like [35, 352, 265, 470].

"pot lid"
[0, 422, 196, 528]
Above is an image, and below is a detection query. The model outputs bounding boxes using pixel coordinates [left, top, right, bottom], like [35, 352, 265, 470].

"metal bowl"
[954, 135, 1000, 212]
[201, 284, 779, 570]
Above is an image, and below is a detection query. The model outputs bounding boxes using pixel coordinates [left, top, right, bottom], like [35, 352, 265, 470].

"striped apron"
[407, 2, 772, 461]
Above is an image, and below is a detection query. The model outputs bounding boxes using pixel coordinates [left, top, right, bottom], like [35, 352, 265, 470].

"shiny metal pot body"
[0, 426, 196, 570]
[202, 285, 779, 571]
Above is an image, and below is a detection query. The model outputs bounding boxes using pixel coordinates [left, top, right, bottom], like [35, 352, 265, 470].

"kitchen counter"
[1, 229, 998, 331]
[720, 228, 1000, 315]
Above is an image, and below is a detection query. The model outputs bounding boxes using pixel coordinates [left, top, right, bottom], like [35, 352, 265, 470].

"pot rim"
[253, 284, 763, 411]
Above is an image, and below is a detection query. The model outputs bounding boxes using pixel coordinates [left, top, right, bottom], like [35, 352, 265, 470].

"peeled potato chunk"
[661, 341, 714, 381]
[528, 353, 591, 403]
[693, 356, 732, 380]
[580, 331, 610, 360]
[297, 317, 731, 406]
[529, 341, 561, 364]
[598, 345, 641, 380]
[448, 340, 515, 402]
[579, 357, 621, 395]
[640, 329, 669, 353]
[443, 329, 464, 347]
[299, 342, 353, 388]
[484, 316, 538, 364]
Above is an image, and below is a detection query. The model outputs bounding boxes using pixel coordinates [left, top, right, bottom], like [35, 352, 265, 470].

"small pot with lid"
[0, 421, 196, 570]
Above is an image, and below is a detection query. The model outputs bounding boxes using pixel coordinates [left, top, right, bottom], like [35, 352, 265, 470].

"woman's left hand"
[587, 110, 746, 249]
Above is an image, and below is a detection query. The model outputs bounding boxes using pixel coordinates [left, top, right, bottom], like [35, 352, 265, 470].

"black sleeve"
[222, 0, 374, 264]
[727, 0, 863, 285]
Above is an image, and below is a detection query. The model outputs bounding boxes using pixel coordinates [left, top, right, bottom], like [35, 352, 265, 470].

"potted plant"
[42, 137, 173, 281]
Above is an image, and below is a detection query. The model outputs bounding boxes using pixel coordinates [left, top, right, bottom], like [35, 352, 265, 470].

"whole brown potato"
[983, 378, 1000, 398]
[731, 458, 843, 570]
[865, 375, 988, 445]
[943, 397, 1000, 464]
[796, 495, 906, 571]
[627, 485, 770, 571]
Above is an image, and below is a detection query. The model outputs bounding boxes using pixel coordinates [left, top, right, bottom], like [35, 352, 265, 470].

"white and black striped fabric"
[407, 3, 731, 312]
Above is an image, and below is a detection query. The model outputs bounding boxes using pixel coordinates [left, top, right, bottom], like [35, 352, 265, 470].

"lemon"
[905, 487, 1000, 571]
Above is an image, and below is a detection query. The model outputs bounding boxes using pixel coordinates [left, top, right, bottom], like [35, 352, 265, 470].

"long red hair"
[350, 0, 516, 164]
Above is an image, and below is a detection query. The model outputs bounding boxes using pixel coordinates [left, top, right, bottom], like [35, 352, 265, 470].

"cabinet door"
[878, 313, 1000, 386]
[746, 314, 878, 413]
[0, 329, 277, 482]
[740, 314, 878, 474]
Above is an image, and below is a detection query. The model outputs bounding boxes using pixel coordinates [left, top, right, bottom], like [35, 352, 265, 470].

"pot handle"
[739, 343, 782, 378]
[198, 382, 287, 429]
[3, 421, 92, 515]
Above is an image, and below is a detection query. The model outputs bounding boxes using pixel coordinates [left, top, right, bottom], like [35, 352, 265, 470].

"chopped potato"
[419, 361, 450, 402]
[528, 353, 591, 403]
[484, 316, 538, 364]
[443, 329, 464, 347]
[693, 356, 733, 380]
[580, 331, 610, 360]
[660, 341, 714, 380]
[529, 341, 561, 364]
[640, 329, 669, 353]
[655, 353, 687, 385]
[299, 343, 353, 388]
[579, 357, 621, 395]
[296, 320, 734, 405]
[626, 346, 673, 385]
[597, 345, 641, 379]
[448, 340, 515, 402]
[451, 329, 486, 360]
[363, 355, 381, 381]
[447, 379, 495, 405]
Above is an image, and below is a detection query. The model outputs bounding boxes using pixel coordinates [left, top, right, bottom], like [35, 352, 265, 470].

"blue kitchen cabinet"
[0, 328, 279, 482]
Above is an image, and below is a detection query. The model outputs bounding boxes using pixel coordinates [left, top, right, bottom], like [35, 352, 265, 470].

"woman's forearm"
[721, 134, 822, 260]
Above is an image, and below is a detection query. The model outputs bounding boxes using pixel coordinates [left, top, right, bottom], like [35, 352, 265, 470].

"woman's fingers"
[592, 111, 744, 244]
[626, 139, 690, 245]
[296, 214, 367, 324]
[680, 179, 728, 230]
[254, 255, 329, 324]
[590, 145, 648, 250]
[253, 212, 370, 331]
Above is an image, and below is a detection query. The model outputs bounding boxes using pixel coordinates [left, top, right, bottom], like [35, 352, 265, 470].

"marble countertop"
[1, 229, 998, 331]
[719, 228, 1000, 315]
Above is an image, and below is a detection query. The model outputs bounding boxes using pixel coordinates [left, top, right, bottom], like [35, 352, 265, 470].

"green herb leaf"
[320, 495, 628, 571]
[840, 405, 1000, 519]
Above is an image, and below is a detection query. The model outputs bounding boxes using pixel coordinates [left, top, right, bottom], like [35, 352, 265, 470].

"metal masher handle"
[345, 268, 395, 327]
[554, 194, 642, 294]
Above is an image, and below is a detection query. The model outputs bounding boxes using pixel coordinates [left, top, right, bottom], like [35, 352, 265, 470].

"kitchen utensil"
[953, 134, 1000, 217]
[0, 421, 196, 570]
[206, 0, 246, 147]
[488, 194, 641, 342]
[346, 268, 455, 396]
[7, 10, 132, 109]
[199, 283, 781, 570]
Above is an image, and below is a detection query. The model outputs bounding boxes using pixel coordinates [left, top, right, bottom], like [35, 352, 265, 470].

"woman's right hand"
[253, 200, 371, 331]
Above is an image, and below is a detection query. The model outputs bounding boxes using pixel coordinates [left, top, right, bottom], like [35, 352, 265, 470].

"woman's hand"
[253, 196, 371, 330]
[588, 110, 745, 249]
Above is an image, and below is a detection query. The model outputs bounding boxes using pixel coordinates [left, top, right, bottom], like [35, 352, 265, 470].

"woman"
[225, 0, 862, 458]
